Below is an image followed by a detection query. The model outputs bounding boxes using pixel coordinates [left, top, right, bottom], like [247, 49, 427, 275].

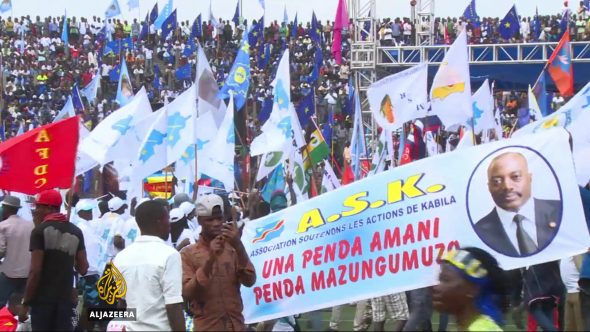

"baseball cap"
[35, 190, 63, 207]
[169, 208, 184, 223]
[196, 194, 224, 217]
[179, 201, 195, 216]
[75, 199, 96, 212]
[1, 195, 21, 209]
[108, 197, 126, 211]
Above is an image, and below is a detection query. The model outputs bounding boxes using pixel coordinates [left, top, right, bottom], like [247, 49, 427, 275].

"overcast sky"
[2, 0, 566, 23]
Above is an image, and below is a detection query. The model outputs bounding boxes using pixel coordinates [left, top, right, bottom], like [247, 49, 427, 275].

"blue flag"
[249, 17, 264, 47]
[192, 14, 202, 38]
[310, 12, 321, 43]
[154, 0, 173, 30]
[560, 7, 571, 38]
[149, 2, 159, 24]
[499, 5, 519, 40]
[72, 84, 85, 111]
[291, 13, 298, 38]
[462, 0, 480, 28]
[232, 1, 240, 27]
[105, 0, 122, 18]
[532, 71, 552, 116]
[175, 63, 192, 80]
[258, 97, 273, 124]
[103, 39, 122, 56]
[306, 46, 323, 84]
[96, 26, 108, 43]
[0, 0, 12, 13]
[322, 111, 334, 153]
[121, 37, 134, 51]
[160, 9, 177, 42]
[217, 30, 250, 110]
[183, 38, 196, 57]
[283, 5, 288, 25]
[296, 92, 315, 127]
[261, 163, 285, 203]
[116, 58, 134, 106]
[140, 13, 149, 41]
[0, 123, 5, 141]
[61, 12, 68, 45]
[109, 63, 121, 82]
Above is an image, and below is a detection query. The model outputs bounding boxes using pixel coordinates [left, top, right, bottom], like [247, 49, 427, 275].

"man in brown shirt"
[181, 194, 256, 331]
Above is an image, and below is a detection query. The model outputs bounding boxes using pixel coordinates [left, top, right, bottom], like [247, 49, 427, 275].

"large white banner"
[241, 129, 589, 323]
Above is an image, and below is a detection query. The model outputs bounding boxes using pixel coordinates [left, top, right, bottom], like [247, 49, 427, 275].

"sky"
[1, 0, 566, 23]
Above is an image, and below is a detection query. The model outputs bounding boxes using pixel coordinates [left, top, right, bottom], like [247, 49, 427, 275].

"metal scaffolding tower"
[414, 0, 435, 46]
[350, 0, 377, 144]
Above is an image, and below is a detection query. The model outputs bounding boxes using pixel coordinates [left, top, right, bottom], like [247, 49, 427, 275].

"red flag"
[399, 124, 421, 165]
[331, 0, 349, 65]
[547, 32, 574, 97]
[341, 162, 354, 185]
[0, 117, 79, 194]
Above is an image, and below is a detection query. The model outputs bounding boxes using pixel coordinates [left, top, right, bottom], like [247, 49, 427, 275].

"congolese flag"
[0, 116, 79, 194]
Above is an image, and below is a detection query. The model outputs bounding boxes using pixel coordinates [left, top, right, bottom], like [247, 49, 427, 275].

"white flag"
[516, 81, 590, 185]
[196, 45, 226, 126]
[321, 162, 341, 193]
[53, 96, 76, 122]
[367, 63, 428, 131]
[199, 95, 236, 192]
[75, 123, 99, 175]
[251, 50, 292, 157]
[165, 84, 198, 164]
[469, 79, 496, 134]
[430, 29, 472, 127]
[81, 74, 101, 103]
[286, 148, 308, 202]
[80, 88, 152, 165]
[130, 108, 168, 195]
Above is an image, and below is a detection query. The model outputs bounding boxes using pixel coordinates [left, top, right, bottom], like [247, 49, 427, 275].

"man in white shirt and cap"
[96, 196, 129, 272]
[73, 199, 104, 332]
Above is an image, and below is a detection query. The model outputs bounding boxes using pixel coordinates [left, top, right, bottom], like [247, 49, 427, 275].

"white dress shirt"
[496, 198, 538, 254]
[113, 235, 183, 331]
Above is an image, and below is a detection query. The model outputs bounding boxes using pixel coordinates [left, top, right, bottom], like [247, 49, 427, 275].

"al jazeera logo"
[88, 262, 136, 321]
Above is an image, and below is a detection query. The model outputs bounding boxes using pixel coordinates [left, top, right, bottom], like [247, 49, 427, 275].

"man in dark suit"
[475, 152, 561, 257]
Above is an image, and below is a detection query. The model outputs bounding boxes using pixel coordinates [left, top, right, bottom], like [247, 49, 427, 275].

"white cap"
[170, 208, 184, 223]
[108, 197, 126, 211]
[75, 199, 96, 212]
[179, 201, 195, 216]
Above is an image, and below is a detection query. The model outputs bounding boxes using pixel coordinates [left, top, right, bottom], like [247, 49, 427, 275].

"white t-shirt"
[113, 236, 183, 331]
[560, 257, 580, 293]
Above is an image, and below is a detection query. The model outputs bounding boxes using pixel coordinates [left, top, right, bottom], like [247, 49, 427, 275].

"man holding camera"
[180, 194, 256, 331]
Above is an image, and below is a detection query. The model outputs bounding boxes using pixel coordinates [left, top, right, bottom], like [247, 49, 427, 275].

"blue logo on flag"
[140, 130, 166, 162]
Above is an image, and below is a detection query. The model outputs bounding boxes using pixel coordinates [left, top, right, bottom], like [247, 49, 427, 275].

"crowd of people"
[0, 2, 589, 332]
